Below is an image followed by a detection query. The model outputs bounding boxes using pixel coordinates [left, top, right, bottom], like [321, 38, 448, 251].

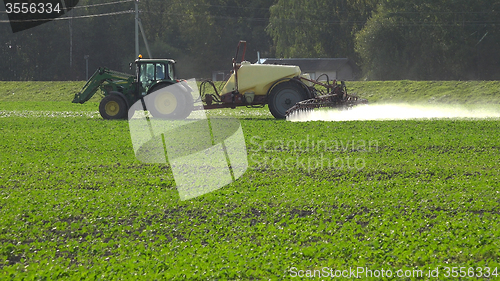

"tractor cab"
[135, 56, 176, 95]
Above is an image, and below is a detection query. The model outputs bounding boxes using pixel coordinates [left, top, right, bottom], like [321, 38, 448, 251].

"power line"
[72, 0, 134, 9]
[0, 10, 133, 23]
[0, 0, 133, 14]
[178, 2, 270, 12]
[141, 10, 499, 27]
[141, 10, 269, 23]
[2, 10, 497, 27]
[1, 2, 497, 26]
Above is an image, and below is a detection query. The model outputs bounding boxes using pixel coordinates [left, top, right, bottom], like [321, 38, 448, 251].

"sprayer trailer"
[200, 41, 367, 119]
[73, 41, 366, 120]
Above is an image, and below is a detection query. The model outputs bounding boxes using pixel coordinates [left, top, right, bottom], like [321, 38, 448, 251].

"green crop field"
[1, 81, 500, 280]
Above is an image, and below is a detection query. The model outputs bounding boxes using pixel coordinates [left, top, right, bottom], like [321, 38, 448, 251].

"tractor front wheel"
[268, 82, 307, 119]
[99, 94, 128, 120]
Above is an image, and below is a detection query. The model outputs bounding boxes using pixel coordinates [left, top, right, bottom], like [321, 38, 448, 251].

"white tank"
[221, 61, 302, 96]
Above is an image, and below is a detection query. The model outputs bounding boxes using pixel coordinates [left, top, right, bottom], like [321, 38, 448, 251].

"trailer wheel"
[148, 83, 193, 119]
[268, 82, 307, 119]
[99, 94, 128, 120]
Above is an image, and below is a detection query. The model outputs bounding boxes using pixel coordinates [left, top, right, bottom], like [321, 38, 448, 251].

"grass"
[0, 81, 90, 102]
[347, 80, 500, 104]
[1, 81, 500, 279]
[1, 80, 500, 104]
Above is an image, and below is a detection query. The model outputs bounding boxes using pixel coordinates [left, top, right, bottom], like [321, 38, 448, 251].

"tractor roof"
[135, 58, 176, 64]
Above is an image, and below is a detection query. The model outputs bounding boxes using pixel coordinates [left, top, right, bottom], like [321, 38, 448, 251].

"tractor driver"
[156, 64, 165, 80]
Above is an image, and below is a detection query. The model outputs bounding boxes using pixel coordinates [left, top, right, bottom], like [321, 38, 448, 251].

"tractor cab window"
[139, 64, 153, 84]
[139, 63, 166, 88]
[167, 63, 175, 80]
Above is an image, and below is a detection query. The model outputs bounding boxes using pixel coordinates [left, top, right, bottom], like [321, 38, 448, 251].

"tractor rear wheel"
[99, 94, 128, 120]
[268, 82, 307, 119]
[148, 83, 193, 119]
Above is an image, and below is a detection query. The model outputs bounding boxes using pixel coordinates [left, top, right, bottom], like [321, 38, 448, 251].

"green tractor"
[72, 56, 193, 120]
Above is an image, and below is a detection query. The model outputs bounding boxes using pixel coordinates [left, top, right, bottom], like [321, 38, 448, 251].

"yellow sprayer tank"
[221, 61, 302, 96]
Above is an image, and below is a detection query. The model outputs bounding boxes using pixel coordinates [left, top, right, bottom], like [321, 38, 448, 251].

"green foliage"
[267, 0, 377, 59]
[139, 0, 275, 78]
[3, 0, 500, 81]
[0, 0, 275, 80]
[355, 0, 500, 80]
[1, 0, 135, 81]
[1, 100, 500, 278]
[1, 81, 500, 278]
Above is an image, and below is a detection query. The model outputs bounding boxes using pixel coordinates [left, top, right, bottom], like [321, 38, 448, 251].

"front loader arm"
[72, 67, 134, 104]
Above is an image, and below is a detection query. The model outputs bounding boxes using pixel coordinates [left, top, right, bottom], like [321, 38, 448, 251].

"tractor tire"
[268, 82, 308, 119]
[99, 94, 128, 120]
[148, 83, 193, 119]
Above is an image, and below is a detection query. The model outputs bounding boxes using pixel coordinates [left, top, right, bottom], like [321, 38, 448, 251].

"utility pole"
[135, 0, 139, 58]
[69, 6, 73, 68]
[134, 0, 152, 58]
[84, 55, 89, 80]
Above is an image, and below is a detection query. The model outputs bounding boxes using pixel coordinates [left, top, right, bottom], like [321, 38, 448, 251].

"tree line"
[1, 0, 499, 81]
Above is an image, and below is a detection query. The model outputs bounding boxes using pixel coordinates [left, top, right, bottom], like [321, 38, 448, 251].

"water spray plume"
[287, 104, 500, 122]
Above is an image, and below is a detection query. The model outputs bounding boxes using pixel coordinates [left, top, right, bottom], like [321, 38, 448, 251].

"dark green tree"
[2, 0, 275, 80]
[266, 0, 378, 59]
[355, 0, 500, 80]
[140, 0, 275, 78]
